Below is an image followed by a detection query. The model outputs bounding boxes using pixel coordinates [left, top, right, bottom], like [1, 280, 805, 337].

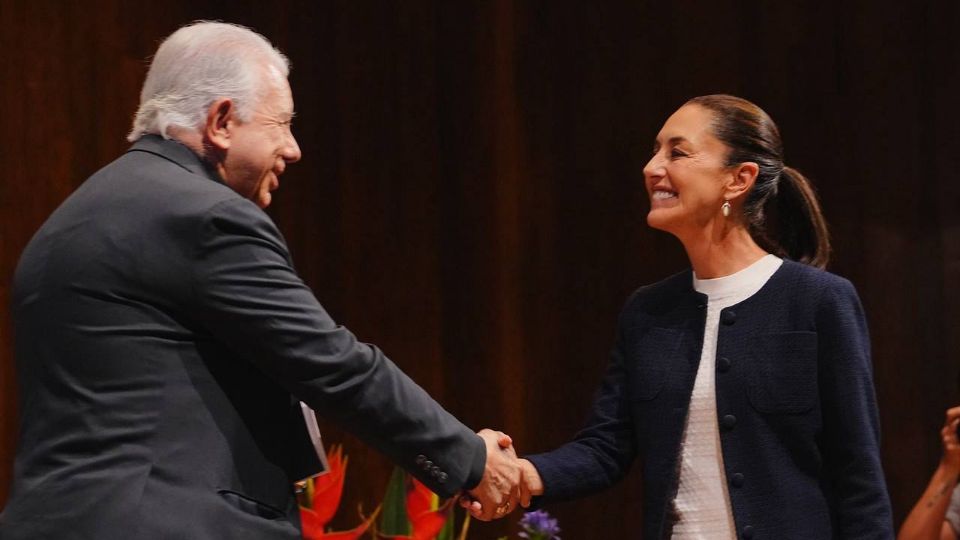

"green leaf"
[436, 503, 455, 540]
[379, 467, 412, 536]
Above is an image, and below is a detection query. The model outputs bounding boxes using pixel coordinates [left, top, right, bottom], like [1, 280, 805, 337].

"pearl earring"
[721, 200, 731, 217]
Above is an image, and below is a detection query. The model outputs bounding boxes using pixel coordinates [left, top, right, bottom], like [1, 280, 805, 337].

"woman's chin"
[646, 209, 677, 232]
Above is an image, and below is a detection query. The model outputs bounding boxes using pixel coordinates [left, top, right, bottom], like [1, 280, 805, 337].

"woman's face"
[643, 104, 733, 236]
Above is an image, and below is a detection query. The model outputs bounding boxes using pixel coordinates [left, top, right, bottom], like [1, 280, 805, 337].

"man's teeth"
[652, 191, 677, 199]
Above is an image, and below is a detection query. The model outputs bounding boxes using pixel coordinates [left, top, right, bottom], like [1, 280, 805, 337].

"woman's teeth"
[652, 190, 677, 200]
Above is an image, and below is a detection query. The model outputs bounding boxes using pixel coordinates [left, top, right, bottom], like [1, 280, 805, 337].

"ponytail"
[686, 94, 832, 269]
[765, 167, 831, 269]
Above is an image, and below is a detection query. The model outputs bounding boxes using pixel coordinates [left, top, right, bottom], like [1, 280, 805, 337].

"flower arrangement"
[298, 446, 560, 540]
[518, 510, 561, 540]
[297, 445, 379, 539]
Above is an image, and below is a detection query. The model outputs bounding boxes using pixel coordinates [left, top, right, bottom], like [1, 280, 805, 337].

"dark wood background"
[2, 1, 958, 537]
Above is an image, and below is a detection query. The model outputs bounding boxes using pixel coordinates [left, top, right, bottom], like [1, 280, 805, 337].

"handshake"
[459, 429, 544, 521]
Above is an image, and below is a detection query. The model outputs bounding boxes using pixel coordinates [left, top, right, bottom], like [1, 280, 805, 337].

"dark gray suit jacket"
[1, 136, 484, 539]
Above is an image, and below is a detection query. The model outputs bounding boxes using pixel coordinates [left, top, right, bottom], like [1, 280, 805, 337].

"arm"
[522, 314, 637, 503]
[816, 278, 894, 537]
[189, 198, 488, 497]
[898, 407, 960, 540]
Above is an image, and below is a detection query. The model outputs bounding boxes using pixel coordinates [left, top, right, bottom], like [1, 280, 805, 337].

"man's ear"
[724, 161, 759, 201]
[203, 98, 235, 151]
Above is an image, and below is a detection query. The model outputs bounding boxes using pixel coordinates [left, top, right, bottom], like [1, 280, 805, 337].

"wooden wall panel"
[2, 1, 957, 537]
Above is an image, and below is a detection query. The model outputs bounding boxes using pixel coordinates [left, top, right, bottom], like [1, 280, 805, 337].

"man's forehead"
[257, 71, 295, 115]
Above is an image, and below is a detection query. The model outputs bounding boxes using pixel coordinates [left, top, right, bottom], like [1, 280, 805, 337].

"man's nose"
[284, 132, 302, 163]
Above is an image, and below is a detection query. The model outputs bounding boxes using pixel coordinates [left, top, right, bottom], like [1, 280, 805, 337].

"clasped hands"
[459, 428, 543, 521]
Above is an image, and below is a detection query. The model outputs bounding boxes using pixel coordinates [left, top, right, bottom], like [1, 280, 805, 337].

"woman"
[513, 95, 893, 538]
[898, 406, 960, 540]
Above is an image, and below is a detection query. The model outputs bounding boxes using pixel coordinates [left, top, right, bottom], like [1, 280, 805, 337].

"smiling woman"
[514, 95, 894, 539]
[644, 95, 830, 276]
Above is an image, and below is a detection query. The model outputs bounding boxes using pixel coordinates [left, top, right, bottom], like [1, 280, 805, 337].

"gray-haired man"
[1, 21, 519, 539]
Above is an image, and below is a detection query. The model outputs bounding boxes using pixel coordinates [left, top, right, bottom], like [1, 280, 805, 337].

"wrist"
[464, 433, 487, 490]
[938, 458, 960, 482]
[520, 458, 544, 496]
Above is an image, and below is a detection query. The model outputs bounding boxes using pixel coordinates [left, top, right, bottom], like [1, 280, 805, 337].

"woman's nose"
[643, 154, 664, 179]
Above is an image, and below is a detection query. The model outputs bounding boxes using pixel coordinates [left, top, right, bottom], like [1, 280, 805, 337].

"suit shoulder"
[779, 259, 857, 296]
[620, 269, 693, 316]
[108, 150, 239, 208]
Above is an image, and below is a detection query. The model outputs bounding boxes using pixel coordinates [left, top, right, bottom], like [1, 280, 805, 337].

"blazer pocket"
[218, 489, 287, 521]
[746, 331, 818, 414]
[628, 327, 682, 401]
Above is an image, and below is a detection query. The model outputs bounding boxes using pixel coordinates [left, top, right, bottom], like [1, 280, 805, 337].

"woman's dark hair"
[686, 94, 831, 268]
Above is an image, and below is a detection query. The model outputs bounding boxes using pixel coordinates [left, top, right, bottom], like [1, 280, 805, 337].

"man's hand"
[462, 429, 521, 521]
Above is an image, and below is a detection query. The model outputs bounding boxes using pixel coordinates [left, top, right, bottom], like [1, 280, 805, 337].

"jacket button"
[721, 414, 737, 429]
[437, 472, 448, 484]
[717, 357, 731, 372]
[415, 455, 427, 466]
[742, 525, 754, 539]
[720, 310, 737, 325]
[730, 472, 745, 488]
[423, 460, 434, 470]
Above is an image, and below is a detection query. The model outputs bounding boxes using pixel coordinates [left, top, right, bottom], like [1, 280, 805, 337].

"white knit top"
[671, 254, 783, 539]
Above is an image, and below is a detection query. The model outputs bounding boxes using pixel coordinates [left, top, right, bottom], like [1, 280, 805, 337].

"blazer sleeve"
[525, 298, 638, 502]
[187, 198, 484, 498]
[816, 277, 894, 537]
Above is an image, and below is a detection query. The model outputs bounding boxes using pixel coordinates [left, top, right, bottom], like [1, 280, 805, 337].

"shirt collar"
[127, 134, 224, 185]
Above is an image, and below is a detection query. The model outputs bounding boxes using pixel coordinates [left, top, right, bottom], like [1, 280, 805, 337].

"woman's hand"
[518, 458, 544, 508]
[940, 406, 960, 474]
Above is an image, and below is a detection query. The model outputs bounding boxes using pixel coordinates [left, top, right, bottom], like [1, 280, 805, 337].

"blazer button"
[730, 472, 745, 488]
[742, 525, 754, 539]
[720, 310, 737, 325]
[437, 472, 448, 484]
[423, 460, 434, 471]
[721, 414, 737, 429]
[415, 455, 427, 466]
[717, 357, 731, 372]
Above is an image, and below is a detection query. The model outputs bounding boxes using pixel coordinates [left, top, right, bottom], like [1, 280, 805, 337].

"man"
[1, 22, 518, 539]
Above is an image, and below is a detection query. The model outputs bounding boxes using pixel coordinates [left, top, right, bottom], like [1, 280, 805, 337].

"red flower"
[381, 477, 450, 540]
[300, 446, 378, 540]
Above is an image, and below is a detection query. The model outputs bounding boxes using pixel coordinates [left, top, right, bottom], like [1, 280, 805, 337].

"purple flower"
[518, 510, 561, 540]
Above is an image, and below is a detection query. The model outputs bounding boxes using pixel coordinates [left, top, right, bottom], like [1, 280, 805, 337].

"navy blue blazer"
[2, 136, 484, 539]
[527, 260, 893, 539]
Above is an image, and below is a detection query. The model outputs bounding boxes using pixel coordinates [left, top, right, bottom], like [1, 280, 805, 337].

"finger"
[497, 432, 513, 448]
[520, 480, 532, 508]
[947, 406, 960, 423]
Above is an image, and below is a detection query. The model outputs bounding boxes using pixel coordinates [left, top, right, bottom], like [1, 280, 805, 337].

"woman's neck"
[678, 223, 769, 279]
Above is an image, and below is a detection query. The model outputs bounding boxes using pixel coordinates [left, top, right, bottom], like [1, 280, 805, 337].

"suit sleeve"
[525, 299, 638, 502]
[816, 277, 893, 537]
[187, 198, 484, 498]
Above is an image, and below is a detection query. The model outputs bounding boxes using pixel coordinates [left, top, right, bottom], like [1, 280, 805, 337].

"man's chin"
[256, 192, 272, 209]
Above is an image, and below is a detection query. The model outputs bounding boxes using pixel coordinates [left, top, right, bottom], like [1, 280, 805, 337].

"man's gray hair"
[128, 21, 290, 142]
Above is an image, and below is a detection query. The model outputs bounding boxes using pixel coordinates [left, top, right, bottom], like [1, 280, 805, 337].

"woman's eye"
[670, 149, 687, 158]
